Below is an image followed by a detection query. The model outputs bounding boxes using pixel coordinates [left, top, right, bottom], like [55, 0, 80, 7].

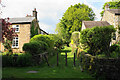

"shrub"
[50, 34, 64, 49]
[16, 53, 33, 67]
[23, 41, 48, 55]
[30, 34, 54, 49]
[71, 31, 80, 47]
[2, 53, 33, 67]
[80, 25, 115, 56]
[110, 44, 120, 58]
[2, 55, 14, 67]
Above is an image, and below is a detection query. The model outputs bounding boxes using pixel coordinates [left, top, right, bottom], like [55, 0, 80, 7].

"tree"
[1, 18, 17, 54]
[56, 3, 95, 43]
[100, 1, 120, 17]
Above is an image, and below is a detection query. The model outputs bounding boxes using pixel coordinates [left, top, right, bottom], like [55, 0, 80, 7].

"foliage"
[71, 31, 80, 47]
[16, 53, 33, 67]
[50, 34, 64, 49]
[56, 3, 95, 43]
[30, 34, 54, 50]
[80, 25, 115, 56]
[110, 44, 120, 58]
[1, 18, 17, 54]
[100, 1, 120, 17]
[2, 53, 33, 67]
[79, 52, 120, 80]
[2, 55, 14, 67]
[30, 19, 39, 38]
[23, 41, 48, 55]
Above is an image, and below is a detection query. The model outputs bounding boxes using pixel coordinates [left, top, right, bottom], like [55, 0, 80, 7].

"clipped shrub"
[2, 53, 33, 67]
[80, 25, 115, 56]
[23, 41, 48, 55]
[16, 53, 33, 67]
[30, 34, 54, 49]
[71, 31, 80, 47]
[2, 55, 13, 67]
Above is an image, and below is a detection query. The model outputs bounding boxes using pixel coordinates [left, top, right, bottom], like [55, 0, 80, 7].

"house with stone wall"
[81, 4, 120, 44]
[0, 8, 48, 53]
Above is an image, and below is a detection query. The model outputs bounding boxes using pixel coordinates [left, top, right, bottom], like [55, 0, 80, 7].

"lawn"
[2, 46, 94, 79]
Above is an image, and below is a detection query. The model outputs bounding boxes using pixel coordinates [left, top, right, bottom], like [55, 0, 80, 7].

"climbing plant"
[30, 19, 39, 38]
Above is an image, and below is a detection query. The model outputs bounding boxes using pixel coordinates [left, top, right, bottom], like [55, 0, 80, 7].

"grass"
[2, 46, 94, 79]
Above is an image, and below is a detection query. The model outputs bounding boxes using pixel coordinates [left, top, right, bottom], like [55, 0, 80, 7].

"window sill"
[12, 47, 19, 49]
[15, 31, 20, 33]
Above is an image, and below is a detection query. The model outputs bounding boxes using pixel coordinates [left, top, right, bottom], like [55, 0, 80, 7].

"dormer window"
[12, 25, 19, 32]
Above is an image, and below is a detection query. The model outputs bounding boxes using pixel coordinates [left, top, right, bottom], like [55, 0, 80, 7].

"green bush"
[2, 55, 13, 67]
[71, 31, 80, 47]
[30, 34, 54, 50]
[50, 34, 64, 49]
[2, 53, 33, 67]
[80, 25, 115, 56]
[23, 41, 48, 55]
[16, 53, 33, 67]
[110, 44, 120, 58]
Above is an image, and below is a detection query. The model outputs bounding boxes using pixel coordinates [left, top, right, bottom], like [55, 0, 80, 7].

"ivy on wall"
[30, 19, 39, 38]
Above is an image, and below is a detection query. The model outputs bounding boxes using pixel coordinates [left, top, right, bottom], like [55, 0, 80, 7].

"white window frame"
[12, 25, 19, 32]
[12, 37, 19, 48]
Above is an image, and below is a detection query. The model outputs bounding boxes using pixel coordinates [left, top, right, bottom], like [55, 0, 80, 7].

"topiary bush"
[71, 31, 80, 47]
[30, 34, 54, 50]
[80, 25, 115, 56]
[23, 41, 48, 55]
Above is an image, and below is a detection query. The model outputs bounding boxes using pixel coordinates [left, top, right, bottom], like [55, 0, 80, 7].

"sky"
[0, 0, 112, 34]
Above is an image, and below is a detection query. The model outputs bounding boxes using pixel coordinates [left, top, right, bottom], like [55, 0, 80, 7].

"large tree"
[56, 3, 95, 43]
[100, 1, 120, 17]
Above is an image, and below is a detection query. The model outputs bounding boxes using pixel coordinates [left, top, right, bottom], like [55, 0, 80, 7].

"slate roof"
[107, 9, 120, 15]
[83, 21, 110, 28]
[9, 17, 35, 24]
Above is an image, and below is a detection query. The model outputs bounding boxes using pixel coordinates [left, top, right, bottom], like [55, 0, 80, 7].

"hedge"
[80, 25, 115, 56]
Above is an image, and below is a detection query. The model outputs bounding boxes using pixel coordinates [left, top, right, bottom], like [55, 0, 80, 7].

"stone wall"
[12, 24, 31, 53]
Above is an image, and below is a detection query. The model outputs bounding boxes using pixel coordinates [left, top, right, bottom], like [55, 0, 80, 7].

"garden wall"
[80, 53, 120, 80]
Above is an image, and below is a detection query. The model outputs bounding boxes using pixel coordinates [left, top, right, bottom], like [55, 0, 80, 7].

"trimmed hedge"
[80, 25, 115, 56]
[23, 41, 48, 55]
[2, 53, 33, 67]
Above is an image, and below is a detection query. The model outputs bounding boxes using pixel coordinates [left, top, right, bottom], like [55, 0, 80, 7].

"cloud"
[1, 0, 113, 33]
[39, 22, 56, 34]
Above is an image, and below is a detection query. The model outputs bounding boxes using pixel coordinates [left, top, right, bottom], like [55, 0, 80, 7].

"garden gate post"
[65, 52, 67, 66]
[74, 53, 76, 66]
[57, 53, 59, 66]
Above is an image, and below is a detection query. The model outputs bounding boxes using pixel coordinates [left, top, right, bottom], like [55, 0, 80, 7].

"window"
[12, 37, 19, 48]
[12, 25, 19, 32]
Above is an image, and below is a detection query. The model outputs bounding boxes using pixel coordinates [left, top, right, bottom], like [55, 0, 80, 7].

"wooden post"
[65, 52, 67, 66]
[74, 53, 76, 66]
[57, 53, 59, 66]
[44, 54, 50, 66]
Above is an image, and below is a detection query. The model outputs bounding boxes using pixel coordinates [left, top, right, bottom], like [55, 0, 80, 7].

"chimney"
[33, 8, 37, 20]
[105, 3, 109, 10]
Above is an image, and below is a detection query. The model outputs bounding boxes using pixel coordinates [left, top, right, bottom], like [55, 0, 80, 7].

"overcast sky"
[0, 0, 112, 34]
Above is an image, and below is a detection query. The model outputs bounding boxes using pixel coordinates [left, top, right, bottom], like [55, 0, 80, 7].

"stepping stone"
[27, 71, 38, 73]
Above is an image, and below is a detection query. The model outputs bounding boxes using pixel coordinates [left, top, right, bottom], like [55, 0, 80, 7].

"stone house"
[0, 8, 48, 53]
[82, 4, 120, 44]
